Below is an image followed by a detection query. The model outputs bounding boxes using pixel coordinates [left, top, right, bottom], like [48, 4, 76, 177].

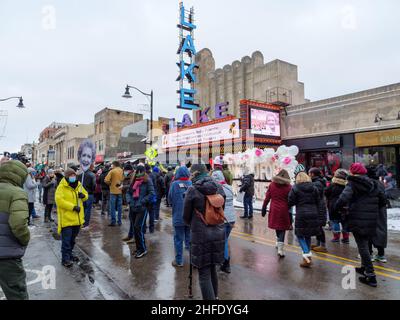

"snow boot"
[331, 232, 340, 243]
[359, 275, 377, 288]
[277, 242, 285, 258]
[220, 258, 231, 273]
[355, 266, 366, 275]
[341, 232, 350, 244]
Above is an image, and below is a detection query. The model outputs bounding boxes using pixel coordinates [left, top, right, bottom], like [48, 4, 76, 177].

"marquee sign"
[162, 118, 240, 149]
[177, 2, 199, 110]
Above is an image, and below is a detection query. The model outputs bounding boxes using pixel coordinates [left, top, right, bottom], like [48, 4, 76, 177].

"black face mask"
[68, 180, 79, 189]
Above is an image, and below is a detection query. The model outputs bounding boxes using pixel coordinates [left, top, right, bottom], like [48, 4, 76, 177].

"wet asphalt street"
[2, 202, 400, 300]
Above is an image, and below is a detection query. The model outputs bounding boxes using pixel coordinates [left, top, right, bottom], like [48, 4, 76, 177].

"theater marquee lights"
[176, 2, 199, 110]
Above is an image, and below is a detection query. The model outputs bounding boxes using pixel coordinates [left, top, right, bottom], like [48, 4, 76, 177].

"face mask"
[124, 171, 130, 177]
[68, 177, 77, 183]
[31, 171, 37, 176]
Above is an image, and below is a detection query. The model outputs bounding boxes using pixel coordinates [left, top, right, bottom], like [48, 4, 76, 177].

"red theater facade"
[161, 100, 283, 164]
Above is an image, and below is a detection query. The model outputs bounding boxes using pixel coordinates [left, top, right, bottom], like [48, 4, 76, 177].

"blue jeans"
[243, 195, 253, 217]
[130, 208, 148, 253]
[61, 226, 80, 263]
[224, 223, 234, 260]
[83, 194, 94, 227]
[332, 220, 349, 233]
[297, 236, 311, 254]
[31, 206, 38, 218]
[174, 226, 190, 265]
[109, 194, 122, 225]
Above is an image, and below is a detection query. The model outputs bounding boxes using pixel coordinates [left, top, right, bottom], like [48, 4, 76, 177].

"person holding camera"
[55, 168, 88, 268]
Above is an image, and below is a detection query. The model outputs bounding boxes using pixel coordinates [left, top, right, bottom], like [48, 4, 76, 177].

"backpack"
[195, 194, 226, 226]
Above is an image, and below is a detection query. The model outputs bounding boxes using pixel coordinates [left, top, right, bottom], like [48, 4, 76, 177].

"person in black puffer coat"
[308, 168, 328, 252]
[183, 164, 225, 300]
[288, 172, 320, 268]
[334, 163, 386, 288]
[366, 165, 388, 263]
[325, 169, 350, 244]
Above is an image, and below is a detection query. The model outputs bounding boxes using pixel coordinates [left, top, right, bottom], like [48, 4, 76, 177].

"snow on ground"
[234, 199, 400, 232]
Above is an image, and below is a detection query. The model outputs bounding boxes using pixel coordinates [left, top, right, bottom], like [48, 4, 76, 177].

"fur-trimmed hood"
[332, 177, 347, 186]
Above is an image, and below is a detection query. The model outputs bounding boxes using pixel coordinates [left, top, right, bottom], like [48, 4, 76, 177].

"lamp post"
[122, 85, 153, 146]
[0, 96, 25, 108]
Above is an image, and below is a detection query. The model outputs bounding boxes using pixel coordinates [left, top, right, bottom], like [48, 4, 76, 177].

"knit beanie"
[334, 169, 348, 180]
[190, 163, 208, 176]
[350, 163, 367, 175]
[65, 168, 76, 178]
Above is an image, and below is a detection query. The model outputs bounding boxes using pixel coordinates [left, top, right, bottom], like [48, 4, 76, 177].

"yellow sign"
[355, 129, 400, 147]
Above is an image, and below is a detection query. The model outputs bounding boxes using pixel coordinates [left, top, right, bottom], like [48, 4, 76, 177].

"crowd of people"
[261, 163, 390, 288]
[0, 154, 395, 300]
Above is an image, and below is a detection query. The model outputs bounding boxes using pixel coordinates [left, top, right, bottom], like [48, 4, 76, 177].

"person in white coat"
[211, 170, 236, 273]
[23, 167, 38, 225]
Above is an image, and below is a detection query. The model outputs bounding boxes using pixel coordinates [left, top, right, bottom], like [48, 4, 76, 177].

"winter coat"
[78, 170, 96, 195]
[311, 176, 328, 227]
[263, 181, 292, 231]
[95, 174, 102, 194]
[100, 169, 110, 191]
[127, 175, 155, 212]
[288, 182, 321, 237]
[0, 160, 30, 259]
[371, 181, 388, 248]
[324, 178, 347, 221]
[164, 171, 174, 191]
[221, 184, 236, 223]
[183, 176, 226, 269]
[55, 178, 88, 234]
[42, 175, 58, 205]
[150, 171, 166, 200]
[334, 175, 386, 237]
[23, 169, 38, 203]
[105, 167, 124, 195]
[168, 167, 192, 227]
[239, 174, 255, 197]
[222, 169, 233, 186]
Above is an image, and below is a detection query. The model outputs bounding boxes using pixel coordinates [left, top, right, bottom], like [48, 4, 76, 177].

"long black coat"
[183, 176, 226, 269]
[334, 175, 386, 237]
[371, 181, 388, 248]
[325, 178, 347, 221]
[311, 176, 328, 227]
[288, 182, 321, 237]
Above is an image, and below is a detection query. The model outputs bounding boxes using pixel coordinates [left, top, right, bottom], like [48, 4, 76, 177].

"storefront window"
[300, 150, 342, 178]
[355, 147, 397, 177]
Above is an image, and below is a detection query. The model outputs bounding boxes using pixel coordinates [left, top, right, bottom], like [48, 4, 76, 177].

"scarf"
[178, 177, 190, 181]
[132, 177, 144, 199]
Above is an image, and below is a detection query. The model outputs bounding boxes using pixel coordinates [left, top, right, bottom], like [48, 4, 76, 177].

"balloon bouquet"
[223, 145, 300, 182]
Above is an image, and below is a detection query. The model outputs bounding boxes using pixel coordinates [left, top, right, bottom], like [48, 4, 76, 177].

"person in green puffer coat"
[0, 160, 30, 300]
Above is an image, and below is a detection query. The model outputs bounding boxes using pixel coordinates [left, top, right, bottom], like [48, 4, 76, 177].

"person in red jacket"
[261, 169, 292, 258]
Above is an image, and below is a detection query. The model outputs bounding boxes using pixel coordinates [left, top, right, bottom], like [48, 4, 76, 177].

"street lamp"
[122, 85, 153, 146]
[0, 96, 25, 108]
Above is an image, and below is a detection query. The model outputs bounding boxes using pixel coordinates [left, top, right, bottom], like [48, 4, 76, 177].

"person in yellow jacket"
[55, 168, 88, 268]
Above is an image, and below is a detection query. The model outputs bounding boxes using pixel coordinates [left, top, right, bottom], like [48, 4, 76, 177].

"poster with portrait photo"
[78, 139, 96, 172]
[250, 108, 281, 138]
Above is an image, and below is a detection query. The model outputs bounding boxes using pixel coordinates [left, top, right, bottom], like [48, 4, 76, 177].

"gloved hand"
[78, 192, 85, 199]
[73, 206, 81, 213]
[261, 207, 267, 217]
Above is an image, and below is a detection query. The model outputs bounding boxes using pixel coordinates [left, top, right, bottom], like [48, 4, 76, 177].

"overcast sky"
[1, 0, 399, 152]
